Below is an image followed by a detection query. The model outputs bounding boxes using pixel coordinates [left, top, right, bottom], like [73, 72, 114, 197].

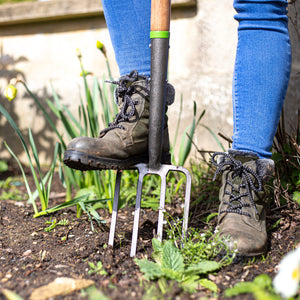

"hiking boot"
[63, 70, 175, 171]
[211, 149, 274, 256]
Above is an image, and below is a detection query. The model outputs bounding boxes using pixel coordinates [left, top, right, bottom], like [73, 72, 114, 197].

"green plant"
[0, 160, 8, 172]
[0, 177, 26, 201]
[81, 285, 111, 300]
[44, 218, 69, 232]
[224, 274, 282, 300]
[39, 49, 116, 212]
[135, 238, 220, 293]
[0, 102, 59, 215]
[2, 44, 117, 220]
[2, 41, 201, 221]
[164, 213, 235, 267]
[87, 261, 107, 275]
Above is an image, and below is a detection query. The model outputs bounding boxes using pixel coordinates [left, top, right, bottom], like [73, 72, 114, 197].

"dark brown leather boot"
[211, 149, 274, 256]
[63, 70, 174, 171]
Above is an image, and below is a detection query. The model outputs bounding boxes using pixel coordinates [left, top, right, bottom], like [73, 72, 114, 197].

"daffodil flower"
[4, 84, 17, 101]
[273, 246, 300, 299]
[96, 40, 107, 57]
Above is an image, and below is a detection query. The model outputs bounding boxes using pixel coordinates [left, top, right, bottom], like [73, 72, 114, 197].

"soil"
[0, 166, 299, 300]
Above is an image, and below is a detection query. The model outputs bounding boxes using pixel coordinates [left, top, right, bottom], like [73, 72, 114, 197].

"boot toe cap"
[220, 230, 267, 256]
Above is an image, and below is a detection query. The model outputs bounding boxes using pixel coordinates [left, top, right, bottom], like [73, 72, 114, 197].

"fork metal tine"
[108, 170, 122, 247]
[130, 166, 147, 257]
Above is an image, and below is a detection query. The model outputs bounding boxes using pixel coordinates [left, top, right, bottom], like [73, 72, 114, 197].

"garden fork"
[108, 0, 192, 257]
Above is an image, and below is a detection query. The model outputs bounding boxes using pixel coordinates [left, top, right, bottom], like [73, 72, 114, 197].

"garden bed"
[0, 167, 299, 300]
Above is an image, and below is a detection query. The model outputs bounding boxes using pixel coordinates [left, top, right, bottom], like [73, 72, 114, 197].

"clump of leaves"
[87, 261, 107, 275]
[224, 274, 282, 300]
[0, 177, 26, 201]
[165, 214, 235, 267]
[44, 218, 69, 232]
[135, 239, 220, 293]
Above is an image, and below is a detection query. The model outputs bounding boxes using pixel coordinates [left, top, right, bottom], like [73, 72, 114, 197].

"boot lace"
[99, 70, 148, 137]
[211, 152, 263, 217]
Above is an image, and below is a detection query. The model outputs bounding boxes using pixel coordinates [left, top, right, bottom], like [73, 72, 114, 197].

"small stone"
[23, 250, 32, 257]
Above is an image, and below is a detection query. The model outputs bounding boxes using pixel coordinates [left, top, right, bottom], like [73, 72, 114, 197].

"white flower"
[214, 226, 219, 234]
[273, 247, 300, 299]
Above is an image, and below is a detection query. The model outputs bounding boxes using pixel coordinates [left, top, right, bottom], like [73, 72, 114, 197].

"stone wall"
[0, 0, 299, 165]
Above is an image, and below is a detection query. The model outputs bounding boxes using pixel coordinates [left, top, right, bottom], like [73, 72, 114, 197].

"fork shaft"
[149, 0, 171, 170]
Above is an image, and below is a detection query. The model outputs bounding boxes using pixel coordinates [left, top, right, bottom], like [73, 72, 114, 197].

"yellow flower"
[96, 40, 107, 57]
[273, 246, 300, 298]
[4, 84, 17, 101]
[80, 70, 93, 77]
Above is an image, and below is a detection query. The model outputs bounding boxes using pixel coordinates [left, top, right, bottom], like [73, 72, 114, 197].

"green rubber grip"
[150, 31, 170, 39]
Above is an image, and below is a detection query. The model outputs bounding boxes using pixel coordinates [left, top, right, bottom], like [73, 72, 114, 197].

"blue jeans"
[102, 0, 291, 159]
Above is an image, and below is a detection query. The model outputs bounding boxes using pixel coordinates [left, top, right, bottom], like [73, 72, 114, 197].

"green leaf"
[184, 260, 220, 276]
[1, 289, 24, 300]
[205, 212, 218, 223]
[178, 100, 198, 166]
[180, 275, 199, 293]
[161, 241, 184, 273]
[253, 274, 272, 289]
[59, 111, 79, 139]
[224, 282, 256, 297]
[141, 199, 159, 210]
[161, 268, 182, 281]
[0, 160, 8, 172]
[152, 238, 163, 265]
[198, 278, 218, 293]
[200, 123, 225, 152]
[46, 98, 60, 118]
[4, 142, 37, 213]
[293, 191, 300, 205]
[152, 238, 163, 252]
[253, 289, 281, 300]
[75, 186, 97, 200]
[33, 195, 108, 217]
[134, 258, 163, 280]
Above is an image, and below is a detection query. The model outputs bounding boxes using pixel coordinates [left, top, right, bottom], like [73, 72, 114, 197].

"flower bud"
[4, 84, 17, 101]
[96, 41, 107, 57]
[80, 70, 93, 77]
[76, 48, 82, 58]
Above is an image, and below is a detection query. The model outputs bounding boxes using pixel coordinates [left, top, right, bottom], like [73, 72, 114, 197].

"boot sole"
[63, 149, 171, 171]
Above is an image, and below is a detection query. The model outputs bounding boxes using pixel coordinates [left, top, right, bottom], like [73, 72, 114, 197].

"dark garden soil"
[0, 165, 299, 300]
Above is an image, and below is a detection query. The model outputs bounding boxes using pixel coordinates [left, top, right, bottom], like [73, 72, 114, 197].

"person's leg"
[232, 0, 291, 158]
[64, 1, 174, 171]
[102, 0, 151, 76]
[212, 0, 291, 256]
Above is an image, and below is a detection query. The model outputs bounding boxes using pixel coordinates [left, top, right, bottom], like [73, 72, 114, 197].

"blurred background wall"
[0, 0, 299, 165]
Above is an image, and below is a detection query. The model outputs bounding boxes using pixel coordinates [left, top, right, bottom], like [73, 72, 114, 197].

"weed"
[165, 214, 235, 267]
[44, 218, 69, 232]
[87, 261, 107, 275]
[135, 238, 220, 293]
[80, 285, 111, 300]
[0, 177, 26, 201]
[224, 274, 281, 300]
